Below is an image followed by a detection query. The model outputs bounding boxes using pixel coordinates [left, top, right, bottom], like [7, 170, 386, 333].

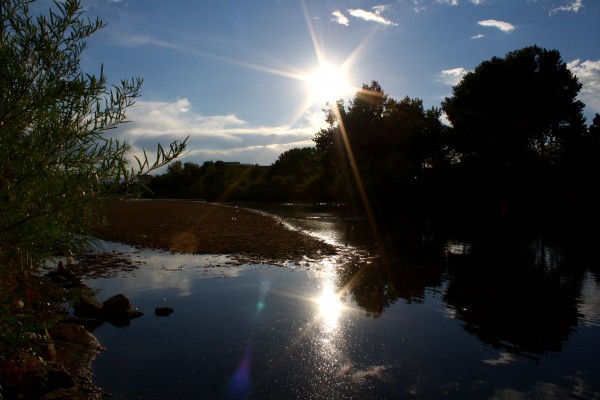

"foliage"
[267, 147, 325, 201]
[440, 46, 595, 217]
[0, 0, 185, 389]
[442, 46, 586, 172]
[0, 0, 187, 273]
[148, 161, 268, 201]
[313, 81, 448, 211]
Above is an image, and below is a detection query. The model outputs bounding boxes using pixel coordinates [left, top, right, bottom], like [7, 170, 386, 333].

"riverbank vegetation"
[0, 1, 185, 397]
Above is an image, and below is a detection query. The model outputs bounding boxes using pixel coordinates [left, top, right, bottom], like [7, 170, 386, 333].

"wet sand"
[94, 200, 336, 264]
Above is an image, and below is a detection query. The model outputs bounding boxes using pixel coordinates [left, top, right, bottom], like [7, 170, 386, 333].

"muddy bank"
[94, 200, 336, 264]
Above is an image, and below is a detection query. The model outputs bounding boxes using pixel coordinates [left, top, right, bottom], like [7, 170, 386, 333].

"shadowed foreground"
[95, 200, 336, 263]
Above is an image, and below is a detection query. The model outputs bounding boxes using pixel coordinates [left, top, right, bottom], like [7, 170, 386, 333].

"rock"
[48, 323, 103, 398]
[155, 307, 174, 317]
[101, 294, 132, 315]
[47, 261, 81, 287]
[73, 296, 103, 319]
[101, 294, 144, 326]
[49, 323, 103, 352]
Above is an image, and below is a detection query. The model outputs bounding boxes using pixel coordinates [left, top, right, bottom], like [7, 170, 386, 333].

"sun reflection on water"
[314, 259, 345, 332]
[318, 283, 343, 332]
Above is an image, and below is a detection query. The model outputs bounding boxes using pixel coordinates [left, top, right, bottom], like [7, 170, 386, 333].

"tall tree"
[442, 46, 586, 172]
[314, 81, 447, 210]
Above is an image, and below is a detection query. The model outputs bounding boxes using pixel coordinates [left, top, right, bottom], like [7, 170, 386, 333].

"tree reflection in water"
[444, 235, 585, 358]
[244, 203, 600, 362]
[330, 218, 598, 358]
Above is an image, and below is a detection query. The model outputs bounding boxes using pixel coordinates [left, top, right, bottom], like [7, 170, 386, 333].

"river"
[85, 203, 600, 399]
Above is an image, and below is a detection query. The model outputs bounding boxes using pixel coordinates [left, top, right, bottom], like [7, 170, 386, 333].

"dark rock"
[155, 307, 174, 317]
[101, 294, 132, 315]
[73, 296, 103, 319]
[47, 261, 80, 285]
[101, 294, 144, 326]
[49, 322, 103, 352]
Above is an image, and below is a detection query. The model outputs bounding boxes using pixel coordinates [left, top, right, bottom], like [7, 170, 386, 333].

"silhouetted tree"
[440, 46, 593, 220]
[576, 114, 600, 177]
[442, 46, 586, 173]
[314, 81, 448, 213]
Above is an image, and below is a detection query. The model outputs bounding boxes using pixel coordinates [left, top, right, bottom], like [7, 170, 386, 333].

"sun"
[306, 62, 353, 104]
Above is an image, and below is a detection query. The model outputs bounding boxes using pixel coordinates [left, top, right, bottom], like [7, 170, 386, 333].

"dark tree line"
[149, 161, 267, 201]
[148, 46, 600, 224]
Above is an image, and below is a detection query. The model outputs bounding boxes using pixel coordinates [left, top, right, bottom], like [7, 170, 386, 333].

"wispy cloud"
[112, 33, 179, 49]
[567, 58, 600, 117]
[113, 98, 323, 168]
[348, 5, 398, 26]
[436, 0, 485, 4]
[411, 0, 427, 13]
[439, 67, 469, 85]
[332, 10, 349, 26]
[550, 0, 584, 15]
[471, 33, 484, 39]
[477, 19, 516, 32]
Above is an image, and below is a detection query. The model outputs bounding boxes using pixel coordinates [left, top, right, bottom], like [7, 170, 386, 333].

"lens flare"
[226, 346, 252, 400]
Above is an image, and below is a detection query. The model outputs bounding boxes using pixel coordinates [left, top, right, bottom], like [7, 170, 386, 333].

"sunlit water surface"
[83, 204, 600, 399]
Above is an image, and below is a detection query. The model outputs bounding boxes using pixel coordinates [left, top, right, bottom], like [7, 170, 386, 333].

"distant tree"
[442, 46, 586, 172]
[268, 147, 324, 200]
[269, 147, 318, 181]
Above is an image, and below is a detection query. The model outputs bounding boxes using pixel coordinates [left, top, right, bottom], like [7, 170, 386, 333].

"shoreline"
[2, 200, 337, 399]
[94, 200, 337, 264]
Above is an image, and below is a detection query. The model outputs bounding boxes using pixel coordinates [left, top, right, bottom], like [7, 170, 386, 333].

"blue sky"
[52, 0, 600, 167]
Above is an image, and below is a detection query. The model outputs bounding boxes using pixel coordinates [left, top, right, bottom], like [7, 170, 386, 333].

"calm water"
[86, 204, 600, 399]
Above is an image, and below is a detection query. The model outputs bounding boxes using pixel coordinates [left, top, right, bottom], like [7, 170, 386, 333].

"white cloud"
[439, 67, 469, 85]
[471, 33, 484, 39]
[332, 10, 349, 26]
[550, 0, 584, 15]
[112, 98, 323, 168]
[436, 0, 485, 4]
[477, 19, 516, 32]
[348, 6, 398, 26]
[567, 58, 600, 117]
